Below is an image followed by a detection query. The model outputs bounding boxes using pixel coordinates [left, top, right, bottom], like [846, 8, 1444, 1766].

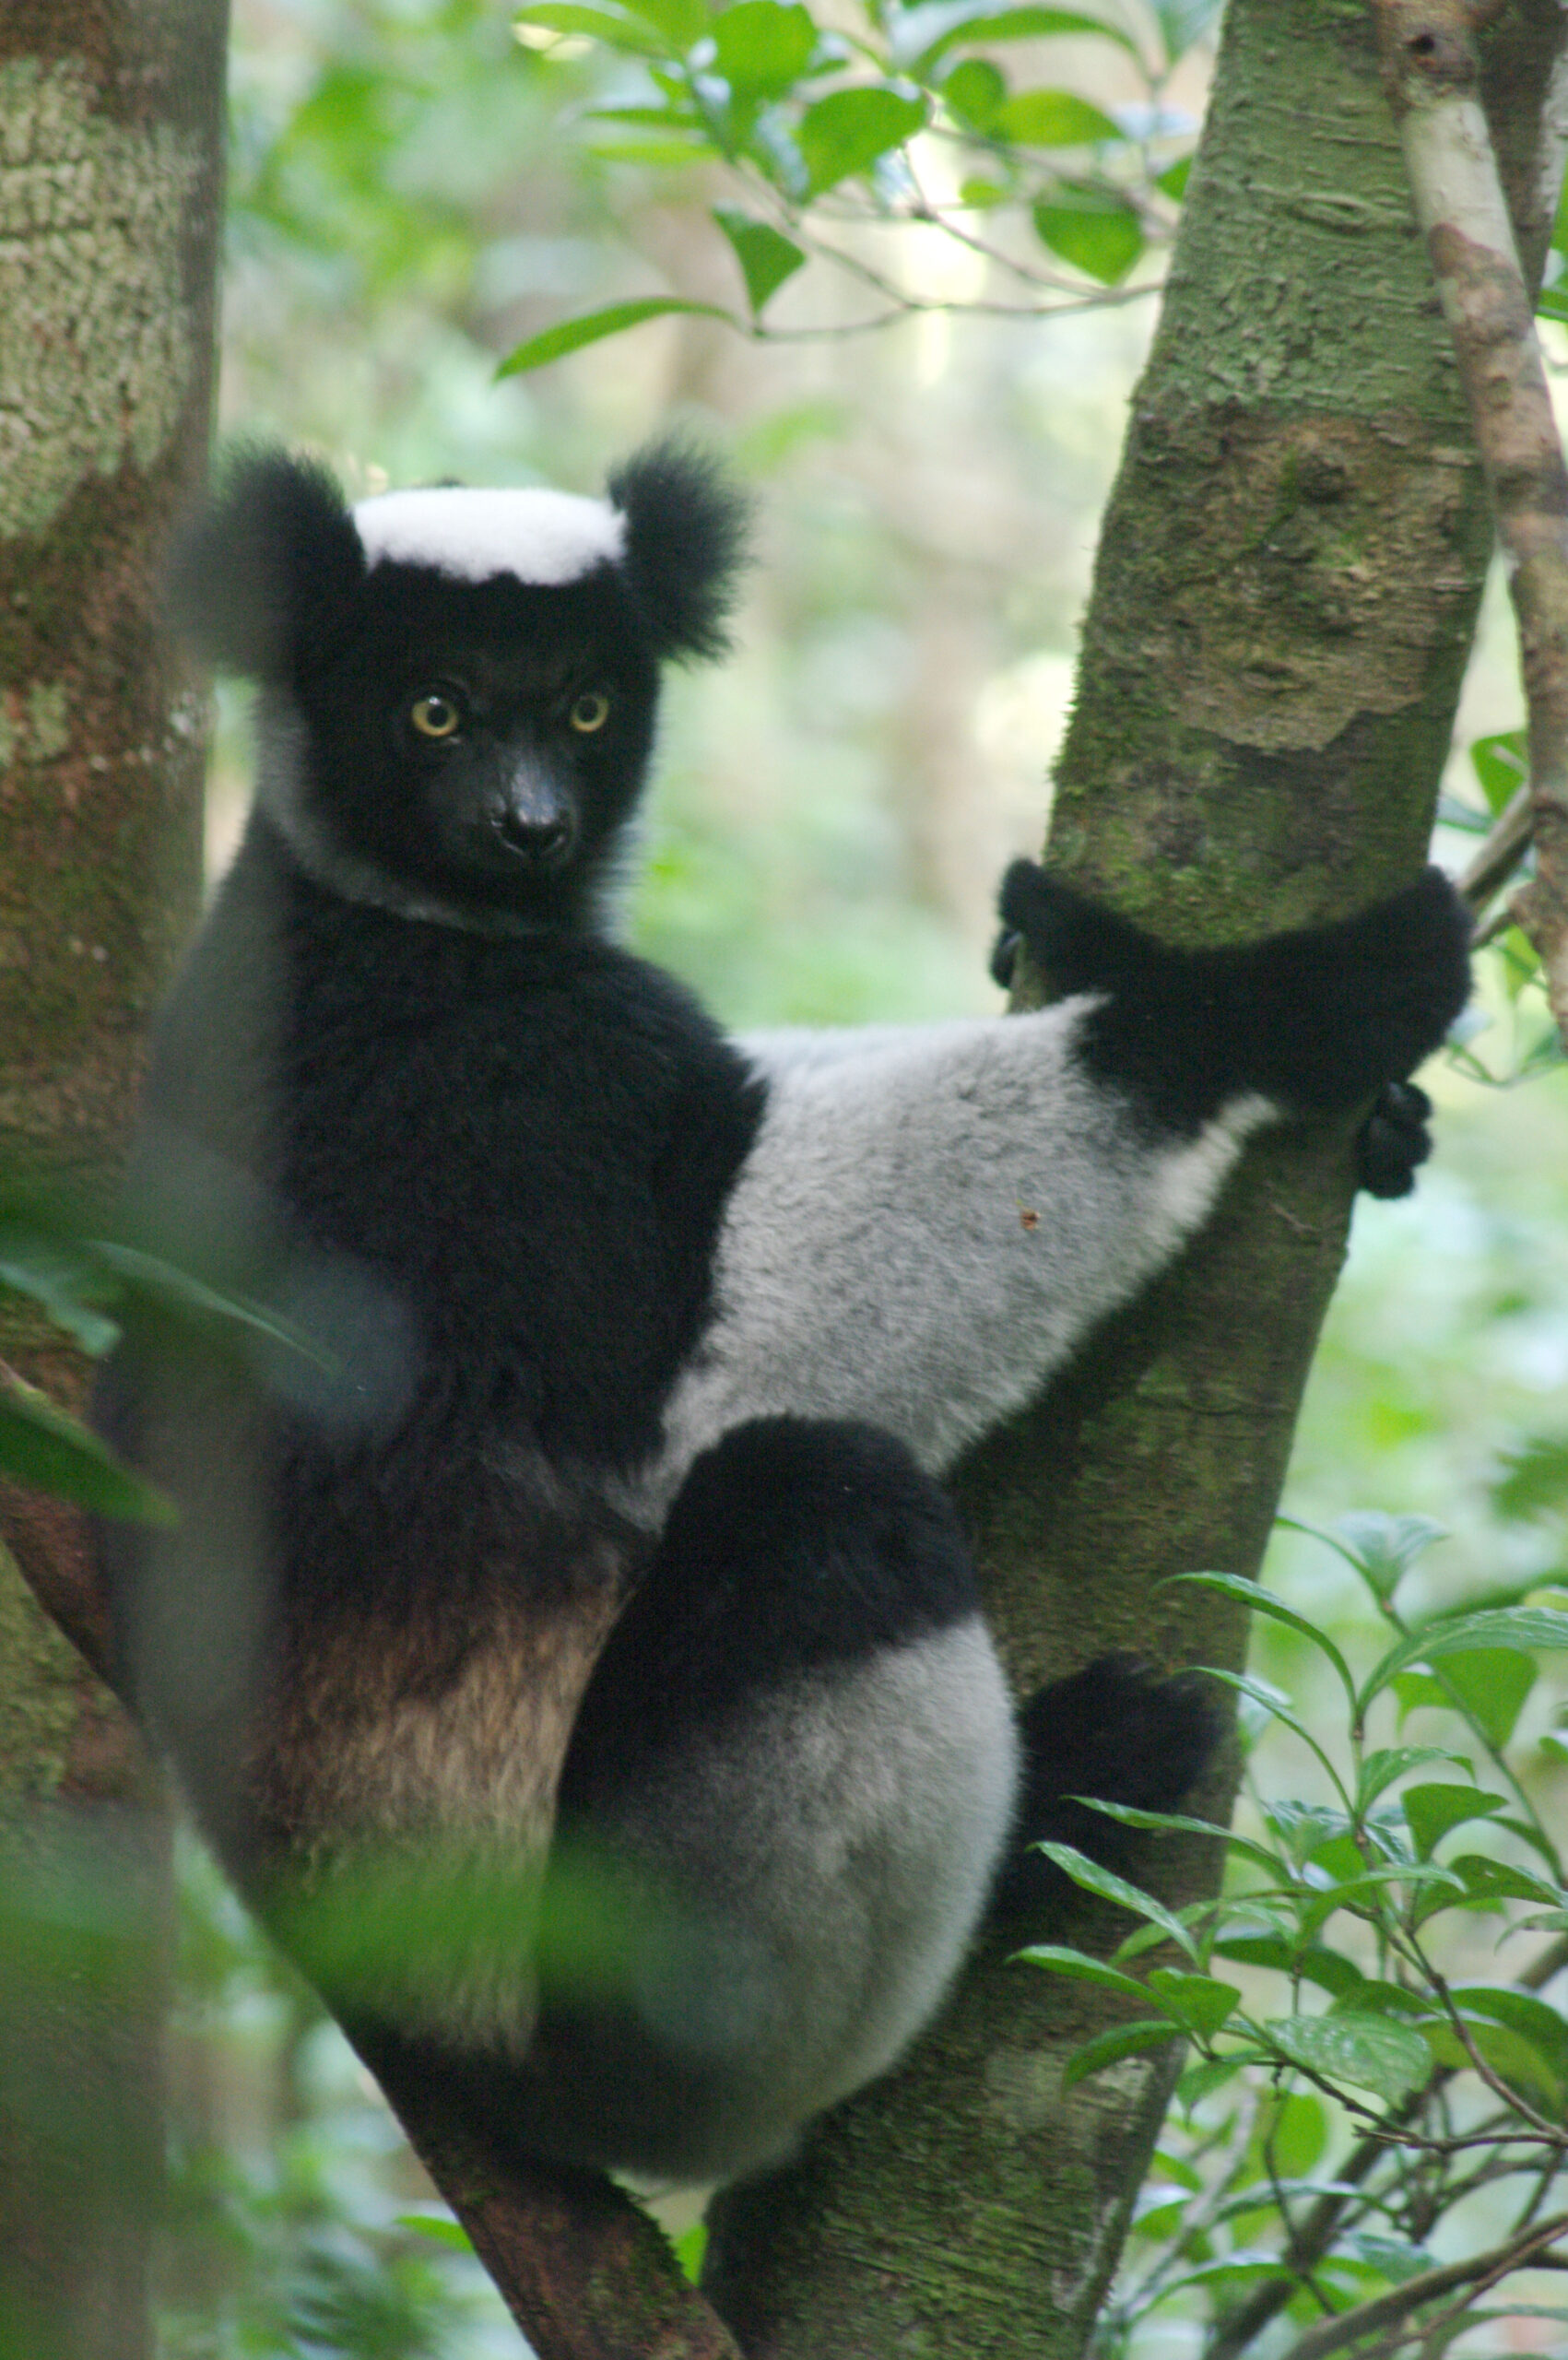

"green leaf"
[1213, 1936, 1365, 2001]
[1263, 2012, 1432, 2103]
[1176, 2052, 1249, 2107]
[1420, 2013, 1564, 2106]
[0, 1247, 118, 1355]
[710, 1, 817, 92]
[513, 0, 670, 55]
[1015, 1942, 1150, 2001]
[1036, 1843, 1200, 1960]
[942, 56, 1006, 131]
[0, 1385, 176, 1525]
[1470, 727, 1528, 817]
[892, 2, 1139, 75]
[1492, 1434, 1568, 1523]
[1401, 1782, 1506, 1858]
[1198, 1668, 1351, 1803]
[996, 89, 1120, 145]
[1359, 1611, 1566, 1723]
[1069, 1798, 1279, 1878]
[1146, 1968, 1242, 2038]
[796, 87, 926, 194]
[1156, 153, 1191, 199]
[1267, 2089, 1329, 2176]
[1447, 1853, 1563, 1909]
[673, 2221, 708, 2283]
[497, 298, 736, 376]
[1172, 1575, 1358, 1717]
[395, 2213, 475, 2251]
[1357, 1746, 1471, 1811]
[1328, 1510, 1449, 1600]
[1453, 1986, 1568, 2097]
[713, 209, 807, 313]
[1062, 2018, 1180, 2090]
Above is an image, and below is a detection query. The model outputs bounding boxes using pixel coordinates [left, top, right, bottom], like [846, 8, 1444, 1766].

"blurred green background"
[155, 3, 1568, 2351]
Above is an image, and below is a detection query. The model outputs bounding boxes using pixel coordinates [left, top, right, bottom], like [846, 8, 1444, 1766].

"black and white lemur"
[94, 442, 1470, 2189]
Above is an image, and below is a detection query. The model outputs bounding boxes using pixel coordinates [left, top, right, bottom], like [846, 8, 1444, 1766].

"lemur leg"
[510, 1415, 1019, 2187]
[649, 870, 1469, 1500]
[991, 1657, 1222, 1930]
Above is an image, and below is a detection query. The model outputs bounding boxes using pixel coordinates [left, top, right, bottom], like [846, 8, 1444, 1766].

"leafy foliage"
[495, 0, 1221, 361]
[1023, 1517, 1568, 2359]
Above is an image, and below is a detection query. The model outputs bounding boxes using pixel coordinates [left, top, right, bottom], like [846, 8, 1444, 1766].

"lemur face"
[166, 444, 750, 929]
[291, 561, 661, 922]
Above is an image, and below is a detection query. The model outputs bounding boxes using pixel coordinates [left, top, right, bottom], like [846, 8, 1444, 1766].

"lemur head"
[168, 442, 750, 929]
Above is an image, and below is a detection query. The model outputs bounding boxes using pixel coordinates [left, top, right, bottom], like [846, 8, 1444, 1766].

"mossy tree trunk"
[0, 4, 226, 2354]
[705, 7, 1568, 2356]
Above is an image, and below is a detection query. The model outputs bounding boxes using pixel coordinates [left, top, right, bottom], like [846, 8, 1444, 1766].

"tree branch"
[1373, 0, 1568, 1039]
[1273, 2207, 1568, 2360]
[0, 1477, 740, 2360]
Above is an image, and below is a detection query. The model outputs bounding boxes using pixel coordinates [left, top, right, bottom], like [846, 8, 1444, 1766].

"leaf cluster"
[497, 0, 1220, 368]
[1022, 1516, 1568, 2360]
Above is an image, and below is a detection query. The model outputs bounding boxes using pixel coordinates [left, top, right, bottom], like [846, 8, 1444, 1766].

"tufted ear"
[606, 440, 752, 665]
[164, 446, 366, 685]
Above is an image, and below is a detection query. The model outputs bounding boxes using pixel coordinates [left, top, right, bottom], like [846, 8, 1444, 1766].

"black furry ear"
[607, 440, 751, 665]
[164, 446, 366, 685]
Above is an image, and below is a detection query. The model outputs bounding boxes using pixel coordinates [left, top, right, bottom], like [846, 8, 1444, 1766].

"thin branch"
[1456, 782, 1533, 918]
[1373, 0, 1568, 1047]
[1204, 1932, 1568, 2360]
[1273, 2208, 1568, 2360]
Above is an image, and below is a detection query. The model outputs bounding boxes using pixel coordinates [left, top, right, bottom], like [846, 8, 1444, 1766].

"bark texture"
[703, 6, 1568, 2355]
[0, 4, 225, 2355]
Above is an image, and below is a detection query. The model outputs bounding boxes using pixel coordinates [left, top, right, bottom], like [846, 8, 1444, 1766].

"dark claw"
[1355, 1080, 1433, 1199]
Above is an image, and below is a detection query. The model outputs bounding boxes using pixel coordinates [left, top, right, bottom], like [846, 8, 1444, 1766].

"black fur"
[560, 1416, 980, 1809]
[1355, 1079, 1433, 1198]
[993, 1658, 1222, 1929]
[607, 439, 753, 663]
[164, 444, 367, 685]
[996, 861, 1471, 1135]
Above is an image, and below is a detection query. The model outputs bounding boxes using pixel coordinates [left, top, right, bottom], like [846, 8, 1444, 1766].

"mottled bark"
[703, 6, 1568, 2356]
[1374, 0, 1568, 1040]
[0, 4, 226, 2355]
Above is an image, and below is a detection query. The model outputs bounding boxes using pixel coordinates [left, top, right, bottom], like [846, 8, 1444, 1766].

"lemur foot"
[992, 1655, 1221, 1929]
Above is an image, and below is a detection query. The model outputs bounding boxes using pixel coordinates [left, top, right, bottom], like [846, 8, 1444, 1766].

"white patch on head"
[351, 485, 627, 586]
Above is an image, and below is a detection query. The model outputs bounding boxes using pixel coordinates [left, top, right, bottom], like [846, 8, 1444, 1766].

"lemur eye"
[410, 691, 462, 740]
[569, 690, 610, 735]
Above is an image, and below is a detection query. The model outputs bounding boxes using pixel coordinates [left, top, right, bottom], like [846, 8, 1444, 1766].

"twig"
[1456, 782, 1533, 919]
[1373, 0, 1568, 1047]
[1273, 2208, 1568, 2360]
[1204, 1931, 1568, 2360]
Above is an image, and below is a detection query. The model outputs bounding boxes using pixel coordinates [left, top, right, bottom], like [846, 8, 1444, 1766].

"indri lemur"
[95, 442, 1471, 2187]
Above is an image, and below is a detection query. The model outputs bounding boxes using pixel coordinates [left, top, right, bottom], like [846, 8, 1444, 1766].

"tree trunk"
[0, 4, 226, 2354]
[703, 6, 1568, 2355]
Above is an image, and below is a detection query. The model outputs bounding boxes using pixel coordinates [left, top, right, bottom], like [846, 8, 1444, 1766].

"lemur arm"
[651, 867, 1470, 1489]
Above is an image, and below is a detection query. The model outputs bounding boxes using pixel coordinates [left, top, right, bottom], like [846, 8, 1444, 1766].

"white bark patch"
[0, 58, 202, 539]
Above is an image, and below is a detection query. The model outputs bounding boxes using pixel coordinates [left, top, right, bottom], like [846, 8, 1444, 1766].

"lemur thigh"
[654, 1003, 1268, 1488]
[519, 1417, 1018, 2184]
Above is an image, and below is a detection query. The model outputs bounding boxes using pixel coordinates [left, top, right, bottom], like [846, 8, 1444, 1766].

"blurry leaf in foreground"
[497, 297, 737, 375]
[0, 1376, 175, 1524]
[1032, 184, 1143, 281]
[796, 88, 925, 195]
[713, 209, 807, 313]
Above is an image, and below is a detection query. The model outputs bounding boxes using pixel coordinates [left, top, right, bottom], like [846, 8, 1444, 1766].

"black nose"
[495, 809, 574, 866]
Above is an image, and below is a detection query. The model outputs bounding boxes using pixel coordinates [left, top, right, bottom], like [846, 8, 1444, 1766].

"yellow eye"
[570, 690, 610, 735]
[410, 691, 461, 740]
